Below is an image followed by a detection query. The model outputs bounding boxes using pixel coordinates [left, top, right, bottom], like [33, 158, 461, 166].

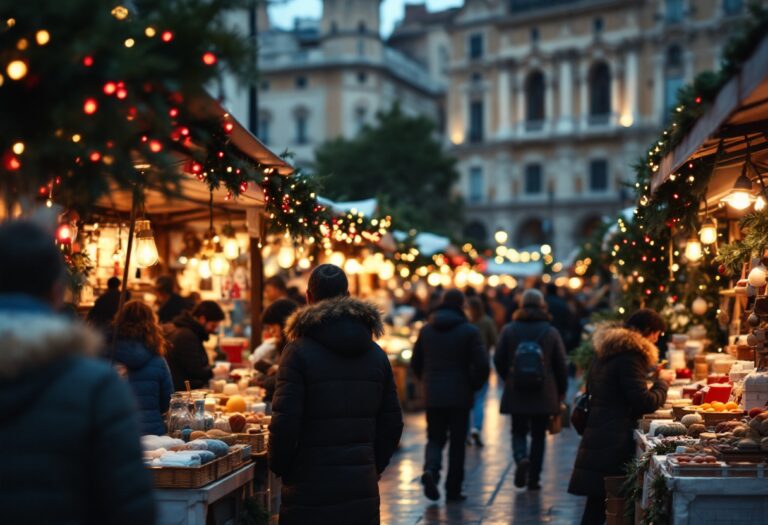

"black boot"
[514, 458, 529, 488]
[421, 471, 440, 501]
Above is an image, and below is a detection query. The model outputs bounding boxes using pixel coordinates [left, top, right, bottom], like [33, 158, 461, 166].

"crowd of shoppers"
[0, 217, 673, 525]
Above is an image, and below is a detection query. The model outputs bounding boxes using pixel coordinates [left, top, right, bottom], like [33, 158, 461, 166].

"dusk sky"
[269, 0, 464, 36]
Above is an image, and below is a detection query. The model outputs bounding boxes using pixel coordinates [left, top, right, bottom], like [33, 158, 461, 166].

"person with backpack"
[494, 288, 568, 491]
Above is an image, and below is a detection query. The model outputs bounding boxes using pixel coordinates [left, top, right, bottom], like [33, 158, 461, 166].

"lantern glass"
[684, 238, 703, 262]
[722, 190, 755, 210]
[223, 237, 239, 260]
[211, 253, 230, 275]
[699, 220, 718, 245]
[277, 245, 295, 269]
[134, 220, 158, 268]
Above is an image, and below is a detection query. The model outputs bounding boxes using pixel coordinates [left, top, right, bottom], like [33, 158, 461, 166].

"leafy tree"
[314, 104, 462, 235]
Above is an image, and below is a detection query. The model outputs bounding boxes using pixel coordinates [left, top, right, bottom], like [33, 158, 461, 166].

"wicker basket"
[151, 456, 221, 489]
[681, 407, 745, 427]
[235, 431, 268, 454]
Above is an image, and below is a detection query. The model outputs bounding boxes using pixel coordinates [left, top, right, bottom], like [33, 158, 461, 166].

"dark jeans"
[581, 494, 606, 525]
[511, 414, 549, 483]
[424, 407, 470, 496]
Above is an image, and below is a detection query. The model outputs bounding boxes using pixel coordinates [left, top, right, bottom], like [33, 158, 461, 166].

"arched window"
[516, 218, 546, 248]
[589, 62, 611, 121]
[525, 70, 545, 128]
[354, 105, 367, 133]
[664, 45, 685, 120]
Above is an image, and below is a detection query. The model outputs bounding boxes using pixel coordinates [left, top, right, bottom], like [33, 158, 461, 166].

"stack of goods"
[743, 371, 768, 410]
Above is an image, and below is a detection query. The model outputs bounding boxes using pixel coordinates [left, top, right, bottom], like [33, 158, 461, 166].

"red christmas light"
[161, 31, 173, 42]
[202, 52, 217, 65]
[217, 151, 224, 159]
[82, 56, 94, 67]
[116, 88, 128, 99]
[103, 82, 117, 95]
[4, 153, 20, 170]
[169, 107, 179, 118]
[83, 98, 98, 115]
[89, 151, 101, 162]
[695, 97, 702, 104]
[240, 181, 248, 192]
[190, 162, 202, 174]
[56, 223, 72, 244]
[223, 121, 234, 134]
[148, 140, 162, 153]
[179, 127, 189, 136]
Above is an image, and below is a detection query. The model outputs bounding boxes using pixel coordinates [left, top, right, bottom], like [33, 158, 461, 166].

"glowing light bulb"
[379, 260, 395, 281]
[35, 30, 50, 46]
[756, 196, 766, 211]
[211, 254, 230, 275]
[699, 219, 717, 245]
[494, 230, 508, 244]
[684, 237, 703, 263]
[133, 220, 158, 268]
[198, 259, 212, 279]
[6, 60, 27, 80]
[277, 245, 296, 269]
[722, 191, 754, 210]
[223, 237, 239, 260]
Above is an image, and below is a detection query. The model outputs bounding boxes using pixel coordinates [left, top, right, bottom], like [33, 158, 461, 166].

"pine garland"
[715, 210, 768, 274]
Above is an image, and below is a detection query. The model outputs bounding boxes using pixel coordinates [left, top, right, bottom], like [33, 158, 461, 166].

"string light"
[6, 60, 27, 80]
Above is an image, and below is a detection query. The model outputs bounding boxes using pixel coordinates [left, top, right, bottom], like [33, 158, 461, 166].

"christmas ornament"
[691, 297, 708, 316]
[749, 313, 761, 327]
[748, 266, 767, 288]
[747, 333, 758, 346]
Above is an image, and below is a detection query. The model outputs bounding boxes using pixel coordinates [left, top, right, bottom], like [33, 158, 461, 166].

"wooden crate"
[235, 431, 268, 454]
[150, 457, 221, 489]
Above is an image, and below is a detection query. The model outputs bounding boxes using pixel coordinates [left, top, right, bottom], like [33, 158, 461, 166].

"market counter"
[155, 463, 254, 525]
[647, 455, 768, 525]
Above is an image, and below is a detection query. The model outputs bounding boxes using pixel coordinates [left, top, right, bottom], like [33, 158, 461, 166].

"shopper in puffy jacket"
[494, 289, 568, 491]
[269, 265, 403, 525]
[114, 300, 173, 436]
[0, 220, 155, 525]
[411, 289, 490, 502]
[568, 309, 675, 525]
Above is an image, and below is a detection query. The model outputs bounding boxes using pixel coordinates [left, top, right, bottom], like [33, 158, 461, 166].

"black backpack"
[511, 325, 548, 391]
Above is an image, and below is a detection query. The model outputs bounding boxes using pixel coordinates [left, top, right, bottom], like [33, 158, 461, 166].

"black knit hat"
[262, 298, 299, 327]
[441, 289, 465, 308]
[308, 264, 349, 301]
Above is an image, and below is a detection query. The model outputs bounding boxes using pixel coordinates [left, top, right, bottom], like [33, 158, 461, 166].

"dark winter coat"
[114, 339, 173, 436]
[86, 288, 122, 330]
[0, 294, 155, 525]
[411, 306, 490, 409]
[494, 307, 568, 415]
[568, 325, 668, 497]
[269, 296, 404, 525]
[165, 313, 213, 391]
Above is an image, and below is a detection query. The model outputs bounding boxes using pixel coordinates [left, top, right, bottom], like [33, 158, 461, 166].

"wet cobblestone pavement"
[379, 378, 585, 524]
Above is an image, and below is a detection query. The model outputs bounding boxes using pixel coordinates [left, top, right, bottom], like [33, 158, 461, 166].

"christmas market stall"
[610, 11, 768, 525]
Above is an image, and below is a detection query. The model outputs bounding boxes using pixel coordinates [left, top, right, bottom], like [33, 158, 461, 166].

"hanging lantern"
[277, 245, 295, 269]
[698, 218, 718, 245]
[211, 253, 230, 275]
[721, 169, 755, 210]
[134, 219, 159, 268]
[223, 236, 239, 260]
[198, 258, 212, 279]
[684, 236, 703, 263]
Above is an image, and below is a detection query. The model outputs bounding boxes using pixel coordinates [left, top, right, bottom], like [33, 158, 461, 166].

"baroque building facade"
[448, 0, 751, 258]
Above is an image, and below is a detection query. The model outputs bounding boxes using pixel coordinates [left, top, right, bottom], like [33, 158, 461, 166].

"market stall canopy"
[484, 260, 542, 278]
[652, 35, 768, 204]
[393, 231, 452, 256]
[317, 197, 378, 217]
[96, 91, 292, 223]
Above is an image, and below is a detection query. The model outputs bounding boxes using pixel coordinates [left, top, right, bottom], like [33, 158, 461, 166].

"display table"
[155, 464, 255, 525]
[648, 455, 768, 525]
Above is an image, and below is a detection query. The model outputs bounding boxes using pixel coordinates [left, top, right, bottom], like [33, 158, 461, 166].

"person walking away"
[113, 300, 174, 436]
[248, 298, 298, 402]
[155, 275, 191, 324]
[467, 296, 497, 446]
[0, 220, 155, 524]
[569, 309, 675, 525]
[412, 289, 490, 502]
[86, 276, 123, 331]
[494, 289, 568, 491]
[165, 300, 225, 391]
[269, 265, 403, 525]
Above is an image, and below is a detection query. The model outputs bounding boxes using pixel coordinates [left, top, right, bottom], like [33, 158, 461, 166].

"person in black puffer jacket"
[114, 300, 173, 436]
[568, 309, 674, 525]
[0, 220, 155, 525]
[411, 289, 490, 502]
[269, 265, 403, 525]
[494, 288, 568, 491]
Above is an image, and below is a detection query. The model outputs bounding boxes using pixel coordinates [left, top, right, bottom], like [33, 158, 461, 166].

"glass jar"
[191, 399, 214, 431]
[167, 393, 193, 434]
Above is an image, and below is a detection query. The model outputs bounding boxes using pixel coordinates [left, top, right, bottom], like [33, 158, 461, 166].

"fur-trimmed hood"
[285, 296, 383, 356]
[592, 324, 658, 367]
[0, 296, 102, 380]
